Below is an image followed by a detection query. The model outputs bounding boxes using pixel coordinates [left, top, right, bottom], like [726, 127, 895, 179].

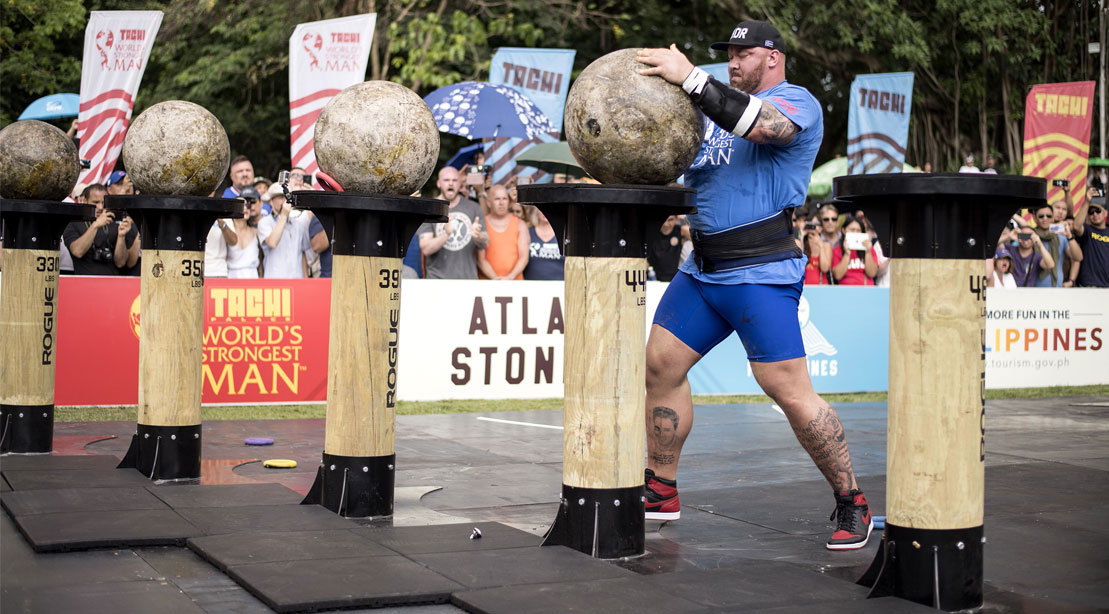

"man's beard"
[731, 61, 766, 94]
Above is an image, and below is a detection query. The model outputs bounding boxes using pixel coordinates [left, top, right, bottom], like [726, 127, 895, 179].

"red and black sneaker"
[645, 468, 680, 521]
[827, 489, 874, 550]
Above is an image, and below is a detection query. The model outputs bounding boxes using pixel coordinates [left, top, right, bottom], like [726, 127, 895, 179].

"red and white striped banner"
[77, 11, 162, 186]
[289, 14, 376, 181]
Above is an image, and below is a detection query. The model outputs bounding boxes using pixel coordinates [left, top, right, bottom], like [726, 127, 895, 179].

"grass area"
[54, 384, 1107, 422]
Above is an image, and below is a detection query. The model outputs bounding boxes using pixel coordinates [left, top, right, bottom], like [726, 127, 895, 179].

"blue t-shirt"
[679, 80, 823, 285]
[308, 215, 332, 278]
[402, 232, 423, 278]
[1032, 234, 1066, 288]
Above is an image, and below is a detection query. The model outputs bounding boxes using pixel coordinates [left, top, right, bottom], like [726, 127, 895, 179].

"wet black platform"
[1, 396, 1106, 613]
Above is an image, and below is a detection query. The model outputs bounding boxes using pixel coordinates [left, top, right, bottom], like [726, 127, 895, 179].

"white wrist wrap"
[681, 67, 710, 96]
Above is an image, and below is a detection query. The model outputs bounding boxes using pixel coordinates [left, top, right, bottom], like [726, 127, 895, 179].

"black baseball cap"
[711, 20, 786, 53]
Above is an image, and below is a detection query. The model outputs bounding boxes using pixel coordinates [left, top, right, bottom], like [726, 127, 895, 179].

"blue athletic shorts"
[652, 271, 805, 362]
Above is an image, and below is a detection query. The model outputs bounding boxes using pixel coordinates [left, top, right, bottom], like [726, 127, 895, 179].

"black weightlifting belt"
[691, 208, 802, 273]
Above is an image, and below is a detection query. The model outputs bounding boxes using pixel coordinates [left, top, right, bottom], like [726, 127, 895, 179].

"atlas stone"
[0, 120, 80, 200]
[121, 101, 230, 197]
[564, 48, 703, 185]
[314, 81, 439, 195]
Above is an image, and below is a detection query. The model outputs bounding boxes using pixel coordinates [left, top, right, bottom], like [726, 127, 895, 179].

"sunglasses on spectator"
[821, 217, 837, 222]
[1036, 213, 1053, 219]
[1090, 207, 1104, 214]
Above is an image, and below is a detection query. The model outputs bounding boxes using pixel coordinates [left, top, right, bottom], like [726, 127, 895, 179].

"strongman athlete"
[637, 20, 872, 550]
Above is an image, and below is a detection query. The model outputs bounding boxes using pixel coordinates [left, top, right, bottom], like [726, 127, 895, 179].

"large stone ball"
[121, 100, 230, 196]
[565, 48, 703, 185]
[314, 81, 439, 195]
[0, 120, 80, 200]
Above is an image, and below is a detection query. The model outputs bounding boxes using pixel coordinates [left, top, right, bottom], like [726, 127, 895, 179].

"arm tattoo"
[753, 104, 798, 146]
[791, 406, 855, 491]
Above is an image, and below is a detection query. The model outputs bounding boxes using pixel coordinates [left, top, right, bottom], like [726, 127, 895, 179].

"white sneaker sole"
[826, 518, 874, 550]
[645, 510, 680, 521]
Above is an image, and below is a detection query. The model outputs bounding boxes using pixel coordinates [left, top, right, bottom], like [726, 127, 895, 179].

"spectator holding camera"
[1032, 195, 1082, 287]
[648, 215, 689, 282]
[1001, 219, 1055, 287]
[830, 216, 877, 285]
[63, 183, 138, 275]
[257, 186, 309, 278]
[1072, 187, 1109, 287]
[802, 221, 831, 284]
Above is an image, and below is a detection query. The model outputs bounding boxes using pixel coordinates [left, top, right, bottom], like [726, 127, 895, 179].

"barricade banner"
[53, 277, 330, 406]
[484, 47, 575, 184]
[985, 288, 1107, 388]
[288, 13, 376, 181]
[1023, 81, 1097, 211]
[30, 277, 1105, 406]
[846, 72, 914, 175]
[77, 10, 163, 185]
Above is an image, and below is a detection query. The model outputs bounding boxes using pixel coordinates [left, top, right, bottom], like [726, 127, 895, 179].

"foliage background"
[2, 0, 1105, 184]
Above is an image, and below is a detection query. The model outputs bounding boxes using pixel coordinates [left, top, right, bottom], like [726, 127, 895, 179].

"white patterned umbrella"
[423, 81, 556, 140]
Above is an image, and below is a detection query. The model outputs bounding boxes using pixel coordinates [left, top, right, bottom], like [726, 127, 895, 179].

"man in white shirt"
[256, 186, 309, 278]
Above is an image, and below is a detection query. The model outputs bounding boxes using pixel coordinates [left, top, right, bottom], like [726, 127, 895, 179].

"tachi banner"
[1023, 81, 1097, 211]
[77, 10, 163, 186]
[289, 13, 376, 182]
[847, 72, 914, 175]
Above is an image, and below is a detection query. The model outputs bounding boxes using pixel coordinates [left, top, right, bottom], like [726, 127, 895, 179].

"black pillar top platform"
[292, 191, 448, 259]
[105, 194, 243, 252]
[517, 184, 696, 258]
[833, 173, 1047, 259]
[1, 199, 95, 251]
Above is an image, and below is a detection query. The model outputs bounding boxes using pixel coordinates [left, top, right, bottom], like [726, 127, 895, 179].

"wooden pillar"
[0, 200, 93, 453]
[296, 192, 446, 518]
[835, 173, 1046, 611]
[519, 183, 694, 559]
[115, 196, 240, 481]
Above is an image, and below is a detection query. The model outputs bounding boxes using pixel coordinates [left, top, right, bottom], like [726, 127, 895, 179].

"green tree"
[0, 0, 87, 125]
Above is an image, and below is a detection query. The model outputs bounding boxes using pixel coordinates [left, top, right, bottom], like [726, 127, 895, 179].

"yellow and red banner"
[1022, 81, 1096, 211]
[55, 278, 329, 406]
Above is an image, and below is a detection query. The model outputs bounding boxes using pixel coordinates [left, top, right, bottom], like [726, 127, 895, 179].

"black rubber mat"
[11, 508, 201, 552]
[748, 596, 940, 613]
[226, 555, 464, 613]
[451, 576, 708, 614]
[1, 580, 206, 614]
[354, 521, 541, 555]
[648, 562, 869, 610]
[0, 454, 120, 472]
[406, 545, 636, 590]
[188, 529, 394, 570]
[1, 486, 166, 517]
[175, 504, 355, 535]
[1, 467, 154, 491]
[148, 482, 303, 509]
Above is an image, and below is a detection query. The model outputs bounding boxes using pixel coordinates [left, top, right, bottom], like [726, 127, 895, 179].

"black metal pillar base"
[858, 525, 984, 611]
[301, 452, 396, 518]
[542, 484, 645, 559]
[0, 404, 53, 454]
[117, 424, 202, 481]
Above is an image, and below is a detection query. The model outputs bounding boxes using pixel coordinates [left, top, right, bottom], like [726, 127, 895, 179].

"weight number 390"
[378, 268, 400, 288]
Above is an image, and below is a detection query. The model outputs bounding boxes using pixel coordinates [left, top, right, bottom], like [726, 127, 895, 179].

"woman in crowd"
[522, 205, 564, 280]
[802, 221, 831, 284]
[831, 216, 878, 285]
[477, 184, 529, 279]
[225, 195, 261, 278]
[987, 249, 1017, 288]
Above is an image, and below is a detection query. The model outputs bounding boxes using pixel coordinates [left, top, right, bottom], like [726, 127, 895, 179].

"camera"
[1094, 188, 1105, 197]
[1017, 232, 1032, 241]
[515, 175, 532, 185]
[1052, 179, 1068, 187]
[804, 221, 818, 231]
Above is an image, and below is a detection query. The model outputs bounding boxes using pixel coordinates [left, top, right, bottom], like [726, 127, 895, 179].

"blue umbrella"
[446, 143, 484, 169]
[423, 82, 556, 140]
[18, 93, 80, 121]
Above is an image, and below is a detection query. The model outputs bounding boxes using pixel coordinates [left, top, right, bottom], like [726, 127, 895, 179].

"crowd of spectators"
[4, 151, 1104, 290]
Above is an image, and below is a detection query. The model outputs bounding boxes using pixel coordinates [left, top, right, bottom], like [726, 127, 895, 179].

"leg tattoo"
[650, 406, 679, 467]
[791, 406, 855, 491]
